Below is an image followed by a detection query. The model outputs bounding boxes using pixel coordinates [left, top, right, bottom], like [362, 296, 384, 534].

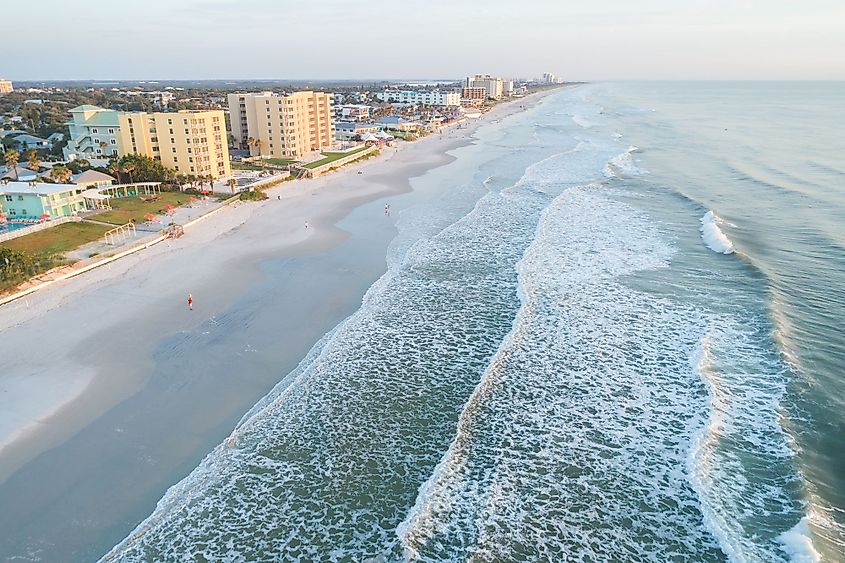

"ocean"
[103, 83, 844, 561]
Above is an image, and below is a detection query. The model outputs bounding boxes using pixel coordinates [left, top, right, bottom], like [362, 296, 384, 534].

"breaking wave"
[700, 210, 734, 254]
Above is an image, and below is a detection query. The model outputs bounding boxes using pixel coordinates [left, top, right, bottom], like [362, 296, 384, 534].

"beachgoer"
[304, 221, 309, 229]
[384, 204, 389, 215]
[277, 195, 281, 200]
[187, 293, 193, 310]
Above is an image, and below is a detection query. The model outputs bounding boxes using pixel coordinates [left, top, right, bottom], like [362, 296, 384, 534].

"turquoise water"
[104, 83, 844, 561]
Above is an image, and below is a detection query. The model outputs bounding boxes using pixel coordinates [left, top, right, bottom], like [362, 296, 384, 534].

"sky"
[3, 0, 844, 81]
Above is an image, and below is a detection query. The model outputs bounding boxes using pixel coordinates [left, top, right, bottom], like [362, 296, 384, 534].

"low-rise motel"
[0, 181, 86, 219]
[64, 106, 231, 178]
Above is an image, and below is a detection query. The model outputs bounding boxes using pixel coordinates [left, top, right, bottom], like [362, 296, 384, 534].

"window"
[169, 128, 174, 134]
[174, 157, 178, 162]
[21, 208, 27, 215]
[183, 119, 188, 125]
[187, 147, 192, 153]
[175, 166, 179, 171]
[108, 128, 114, 134]
[185, 129, 189, 135]
[110, 139, 116, 144]
[172, 147, 177, 153]
[167, 118, 172, 125]
[189, 157, 193, 162]
[4, 195, 11, 202]
[92, 128, 98, 133]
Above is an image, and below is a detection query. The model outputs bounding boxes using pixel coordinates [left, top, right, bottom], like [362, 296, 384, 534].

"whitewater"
[103, 85, 828, 562]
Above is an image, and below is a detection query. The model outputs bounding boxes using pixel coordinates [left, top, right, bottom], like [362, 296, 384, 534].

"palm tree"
[227, 178, 237, 194]
[4, 149, 19, 180]
[247, 137, 263, 160]
[50, 165, 71, 184]
[26, 150, 41, 173]
[247, 137, 256, 157]
[121, 162, 136, 184]
[108, 161, 122, 183]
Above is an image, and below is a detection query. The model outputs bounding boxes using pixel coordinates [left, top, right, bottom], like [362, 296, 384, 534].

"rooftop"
[72, 170, 116, 184]
[0, 181, 79, 196]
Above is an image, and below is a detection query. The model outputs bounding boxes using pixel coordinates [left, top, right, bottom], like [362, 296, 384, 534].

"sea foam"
[572, 114, 593, 129]
[700, 210, 734, 254]
[604, 145, 647, 177]
[777, 517, 821, 563]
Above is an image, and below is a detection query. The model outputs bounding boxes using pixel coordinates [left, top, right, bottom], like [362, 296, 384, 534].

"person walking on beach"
[384, 204, 390, 216]
[304, 221, 310, 229]
[187, 293, 193, 311]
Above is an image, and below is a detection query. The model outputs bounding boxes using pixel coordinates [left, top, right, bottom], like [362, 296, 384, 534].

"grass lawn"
[231, 162, 263, 171]
[1, 222, 110, 255]
[91, 192, 188, 225]
[303, 146, 369, 170]
[263, 158, 297, 166]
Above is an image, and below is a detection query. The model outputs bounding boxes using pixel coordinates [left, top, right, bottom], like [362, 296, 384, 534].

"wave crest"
[700, 211, 734, 254]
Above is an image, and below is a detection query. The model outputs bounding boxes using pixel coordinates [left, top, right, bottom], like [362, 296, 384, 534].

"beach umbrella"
[144, 213, 155, 221]
[39, 214, 50, 221]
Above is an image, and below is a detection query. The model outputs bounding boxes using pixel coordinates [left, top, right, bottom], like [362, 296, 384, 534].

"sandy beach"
[0, 93, 547, 560]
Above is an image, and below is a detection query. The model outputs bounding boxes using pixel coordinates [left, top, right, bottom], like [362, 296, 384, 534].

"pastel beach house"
[0, 181, 86, 219]
[64, 105, 121, 160]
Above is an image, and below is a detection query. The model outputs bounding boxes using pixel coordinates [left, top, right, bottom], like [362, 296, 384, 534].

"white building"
[376, 90, 461, 107]
[336, 104, 372, 122]
[464, 75, 504, 100]
[542, 72, 561, 84]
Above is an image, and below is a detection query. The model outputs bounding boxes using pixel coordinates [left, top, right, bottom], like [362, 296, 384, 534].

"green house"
[0, 181, 87, 219]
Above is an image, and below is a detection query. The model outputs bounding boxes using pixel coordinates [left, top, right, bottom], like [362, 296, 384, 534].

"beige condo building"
[117, 110, 231, 179]
[0, 79, 13, 94]
[228, 91, 334, 159]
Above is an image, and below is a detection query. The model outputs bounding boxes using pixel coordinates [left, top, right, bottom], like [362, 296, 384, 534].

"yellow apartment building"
[117, 110, 231, 179]
[228, 91, 334, 159]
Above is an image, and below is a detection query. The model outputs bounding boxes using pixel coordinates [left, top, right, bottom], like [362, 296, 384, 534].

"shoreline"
[0, 90, 556, 560]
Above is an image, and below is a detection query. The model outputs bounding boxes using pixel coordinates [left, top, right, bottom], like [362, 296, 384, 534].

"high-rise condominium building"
[465, 75, 504, 100]
[118, 110, 231, 179]
[228, 91, 334, 159]
[0, 79, 13, 94]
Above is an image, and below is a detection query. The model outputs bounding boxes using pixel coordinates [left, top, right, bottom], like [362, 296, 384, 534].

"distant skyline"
[4, 0, 844, 81]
